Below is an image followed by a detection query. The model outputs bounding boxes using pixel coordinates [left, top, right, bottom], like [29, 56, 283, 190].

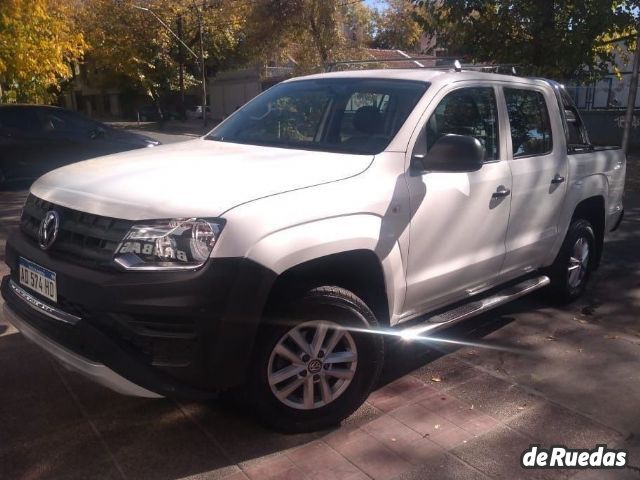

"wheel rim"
[267, 320, 358, 410]
[568, 236, 590, 289]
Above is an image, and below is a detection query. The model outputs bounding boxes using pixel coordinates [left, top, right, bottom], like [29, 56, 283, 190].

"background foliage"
[2, 0, 639, 104]
[0, 0, 85, 102]
[413, 0, 639, 79]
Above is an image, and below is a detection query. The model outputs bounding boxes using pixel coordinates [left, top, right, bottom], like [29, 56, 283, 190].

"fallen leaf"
[434, 424, 440, 429]
[431, 376, 442, 382]
[577, 319, 589, 324]
[391, 438, 397, 442]
[470, 404, 474, 410]
[605, 335, 618, 340]
[578, 348, 584, 353]
[546, 335, 557, 341]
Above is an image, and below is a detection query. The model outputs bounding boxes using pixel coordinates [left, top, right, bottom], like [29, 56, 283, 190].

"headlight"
[114, 218, 224, 271]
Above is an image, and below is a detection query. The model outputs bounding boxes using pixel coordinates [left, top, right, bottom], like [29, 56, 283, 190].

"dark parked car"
[136, 105, 180, 121]
[0, 105, 159, 187]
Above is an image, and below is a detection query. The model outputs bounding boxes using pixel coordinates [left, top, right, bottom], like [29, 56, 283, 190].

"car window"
[0, 108, 41, 133]
[504, 88, 553, 157]
[560, 88, 590, 148]
[207, 79, 428, 155]
[39, 110, 97, 133]
[425, 87, 499, 161]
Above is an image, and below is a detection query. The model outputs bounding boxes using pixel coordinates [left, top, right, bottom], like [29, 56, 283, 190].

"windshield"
[206, 78, 429, 154]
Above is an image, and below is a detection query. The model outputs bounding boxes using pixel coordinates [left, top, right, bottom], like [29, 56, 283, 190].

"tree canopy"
[0, 0, 85, 102]
[373, 0, 423, 51]
[413, 0, 638, 79]
[78, 0, 248, 103]
[7, 0, 636, 106]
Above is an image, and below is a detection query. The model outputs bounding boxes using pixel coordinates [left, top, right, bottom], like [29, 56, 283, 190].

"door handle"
[551, 174, 565, 184]
[492, 186, 511, 198]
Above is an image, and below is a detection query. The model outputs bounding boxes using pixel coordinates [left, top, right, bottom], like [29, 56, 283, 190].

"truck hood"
[31, 139, 373, 220]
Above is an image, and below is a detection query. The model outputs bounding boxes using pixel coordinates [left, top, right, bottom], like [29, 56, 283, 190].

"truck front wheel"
[546, 219, 596, 303]
[246, 286, 384, 433]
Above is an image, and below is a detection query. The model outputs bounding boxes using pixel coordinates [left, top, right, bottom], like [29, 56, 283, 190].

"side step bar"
[399, 275, 550, 339]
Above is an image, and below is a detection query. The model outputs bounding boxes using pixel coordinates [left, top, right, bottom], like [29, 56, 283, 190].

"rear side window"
[504, 89, 553, 157]
[560, 88, 590, 149]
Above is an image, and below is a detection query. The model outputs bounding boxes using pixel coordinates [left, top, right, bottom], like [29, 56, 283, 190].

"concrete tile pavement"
[0, 189, 639, 479]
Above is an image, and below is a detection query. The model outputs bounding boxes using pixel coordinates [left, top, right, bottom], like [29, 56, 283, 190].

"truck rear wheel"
[246, 286, 384, 433]
[546, 219, 596, 303]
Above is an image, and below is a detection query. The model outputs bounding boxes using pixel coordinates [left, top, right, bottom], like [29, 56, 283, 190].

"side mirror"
[413, 134, 485, 173]
[90, 126, 106, 139]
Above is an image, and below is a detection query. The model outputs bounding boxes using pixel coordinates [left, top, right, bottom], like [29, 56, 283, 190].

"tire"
[245, 286, 384, 433]
[545, 219, 596, 303]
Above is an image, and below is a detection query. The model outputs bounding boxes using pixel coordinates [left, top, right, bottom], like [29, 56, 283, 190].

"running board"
[398, 275, 550, 339]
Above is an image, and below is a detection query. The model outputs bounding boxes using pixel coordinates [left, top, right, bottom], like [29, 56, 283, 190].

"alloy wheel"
[567, 236, 590, 289]
[267, 320, 358, 410]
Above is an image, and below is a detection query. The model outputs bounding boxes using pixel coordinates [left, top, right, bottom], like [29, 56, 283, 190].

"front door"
[402, 85, 512, 318]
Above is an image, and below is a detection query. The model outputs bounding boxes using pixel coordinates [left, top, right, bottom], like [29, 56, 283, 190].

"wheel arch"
[264, 250, 391, 327]
[571, 195, 605, 269]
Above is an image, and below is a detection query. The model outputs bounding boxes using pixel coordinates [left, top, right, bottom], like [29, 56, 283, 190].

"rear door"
[500, 85, 568, 276]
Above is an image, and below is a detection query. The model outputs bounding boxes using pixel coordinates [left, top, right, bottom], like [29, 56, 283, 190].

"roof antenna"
[453, 60, 462, 72]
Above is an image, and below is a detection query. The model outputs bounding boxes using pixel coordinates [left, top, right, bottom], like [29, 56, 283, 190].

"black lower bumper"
[2, 229, 277, 399]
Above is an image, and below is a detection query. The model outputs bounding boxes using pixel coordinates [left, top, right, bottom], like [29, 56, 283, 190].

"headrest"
[353, 106, 383, 135]
[443, 96, 480, 127]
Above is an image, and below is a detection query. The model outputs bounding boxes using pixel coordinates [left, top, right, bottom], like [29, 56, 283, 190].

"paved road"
[0, 148, 639, 479]
[142, 131, 201, 145]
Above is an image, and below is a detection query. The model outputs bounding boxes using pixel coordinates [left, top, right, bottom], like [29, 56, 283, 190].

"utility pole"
[622, 29, 640, 154]
[177, 15, 186, 120]
[193, 1, 208, 128]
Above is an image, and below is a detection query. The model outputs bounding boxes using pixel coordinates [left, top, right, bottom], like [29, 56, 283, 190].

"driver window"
[426, 87, 499, 161]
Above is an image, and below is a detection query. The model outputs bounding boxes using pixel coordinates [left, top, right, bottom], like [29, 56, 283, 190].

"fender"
[545, 173, 609, 266]
[245, 214, 406, 323]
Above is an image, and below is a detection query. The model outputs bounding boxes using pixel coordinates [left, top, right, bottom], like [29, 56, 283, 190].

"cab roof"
[287, 68, 551, 88]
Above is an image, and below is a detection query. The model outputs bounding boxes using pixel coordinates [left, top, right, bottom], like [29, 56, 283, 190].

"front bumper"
[2, 229, 277, 399]
[3, 300, 161, 398]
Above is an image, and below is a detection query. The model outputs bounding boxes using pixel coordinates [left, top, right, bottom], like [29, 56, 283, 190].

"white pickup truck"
[2, 67, 626, 432]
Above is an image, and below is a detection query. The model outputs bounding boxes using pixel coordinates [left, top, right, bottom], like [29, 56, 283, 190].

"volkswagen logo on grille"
[38, 210, 60, 250]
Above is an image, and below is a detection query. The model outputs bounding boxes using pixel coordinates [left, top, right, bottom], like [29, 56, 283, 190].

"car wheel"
[546, 219, 596, 303]
[246, 286, 384, 433]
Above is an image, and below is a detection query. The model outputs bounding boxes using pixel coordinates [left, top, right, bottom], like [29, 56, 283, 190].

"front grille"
[20, 194, 133, 268]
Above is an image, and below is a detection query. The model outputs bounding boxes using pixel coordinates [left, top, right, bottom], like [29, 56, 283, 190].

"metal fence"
[566, 72, 639, 110]
[563, 72, 640, 148]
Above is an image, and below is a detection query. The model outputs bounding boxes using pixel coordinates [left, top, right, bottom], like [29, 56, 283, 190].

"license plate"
[18, 257, 57, 302]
